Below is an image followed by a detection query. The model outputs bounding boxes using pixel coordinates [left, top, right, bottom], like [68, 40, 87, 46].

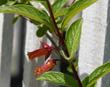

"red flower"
[27, 42, 53, 60]
[34, 59, 56, 76]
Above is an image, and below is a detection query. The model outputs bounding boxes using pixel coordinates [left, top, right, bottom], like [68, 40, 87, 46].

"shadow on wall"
[10, 18, 26, 87]
[102, 0, 110, 87]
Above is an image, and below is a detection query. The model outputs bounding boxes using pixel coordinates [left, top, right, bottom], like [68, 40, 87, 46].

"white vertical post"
[0, 14, 14, 87]
[79, 0, 109, 87]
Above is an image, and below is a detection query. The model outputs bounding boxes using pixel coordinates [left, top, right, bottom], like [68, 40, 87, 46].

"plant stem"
[46, 33, 58, 48]
[71, 62, 83, 87]
[46, 33, 62, 57]
[45, 0, 62, 39]
[46, 1, 83, 87]
[45, 0, 68, 55]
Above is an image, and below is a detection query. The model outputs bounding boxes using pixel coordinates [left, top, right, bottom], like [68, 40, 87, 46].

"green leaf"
[20, 0, 31, 3]
[36, 25, 48, 37]
[65, 18, 83, 58]
[30, 19, 41, 25]
[6, 1, 16, 5]
[54, 7, 69, 18]
[0, 4, 50, 27]
[82, 76, 97, 87]
[35, 0, 45, 1]
[90, 83, 97, 87]
[82, 76, 89, 87]
[52, 0, 68, 17]
[0, 0, 7, 5]
[37, 71, 78, 87]
[86, 61, 110, 87]
[34, 0, 48, 9]
[62, 0, 97, 29]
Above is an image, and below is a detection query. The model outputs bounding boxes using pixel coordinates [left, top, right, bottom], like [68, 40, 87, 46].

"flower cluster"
[27, 42, 56, 76]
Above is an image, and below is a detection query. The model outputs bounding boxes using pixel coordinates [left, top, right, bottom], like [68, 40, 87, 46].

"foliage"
[1, 0, 110, 87]
[82, 61, 110, 87]
[37, 71, 78, 87]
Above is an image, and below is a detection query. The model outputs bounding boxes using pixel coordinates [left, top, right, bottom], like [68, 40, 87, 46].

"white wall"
[79, 0, 109, 87]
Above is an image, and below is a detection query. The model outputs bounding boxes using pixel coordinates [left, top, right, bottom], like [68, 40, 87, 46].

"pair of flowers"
[27, 42, 56, 76]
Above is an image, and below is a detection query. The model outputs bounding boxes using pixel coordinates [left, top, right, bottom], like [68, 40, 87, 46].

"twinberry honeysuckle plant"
[1, 0, 110, 87]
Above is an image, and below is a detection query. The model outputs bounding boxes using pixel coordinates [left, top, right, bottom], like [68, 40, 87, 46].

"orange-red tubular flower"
[34, 59, 56, 76]
[27, 48, 51, 60]
[27, 43, 53, 60]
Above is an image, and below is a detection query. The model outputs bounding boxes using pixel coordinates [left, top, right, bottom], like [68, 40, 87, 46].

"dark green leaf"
[37, 71, 78, 87]
[54, 8, 69, 18]
[65, 18, 83, 58]
[82, 76, 97, 87]
[87, 61, 110, 87]
[90, 83, 97, 87]
[20, 0, 31, 3]
[6, 1, 17, 5]
[0, 4, 50, 27]
[82, 76, 89, 87]
[52, 0, 68, 17]
[30, 19, 41, 25]
[36, 25, 48, 37]
[62, 0, 97, 29]
[35, 0, 45, 1]
[83, 78, 97, 87]
[0, 0, 7, 5]
[52, 0, 68, 11]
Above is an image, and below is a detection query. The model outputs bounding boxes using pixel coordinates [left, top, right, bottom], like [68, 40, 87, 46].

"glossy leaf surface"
[52, 0, 68, 17]
[62, 0, 97, 28]
[65, 18, 82, 58]
[88, 61, 110, 87]
[0, 4, 50, 27]
[36, 25, 48, 37]
[37, 71, 78, 87]
[54, 8, 68, 18]
[82, 61, 110, 87]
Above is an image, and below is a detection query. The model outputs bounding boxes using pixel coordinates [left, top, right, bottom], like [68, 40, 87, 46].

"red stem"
[46, 1, 83, 87]
[45, 0, 62, 39]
